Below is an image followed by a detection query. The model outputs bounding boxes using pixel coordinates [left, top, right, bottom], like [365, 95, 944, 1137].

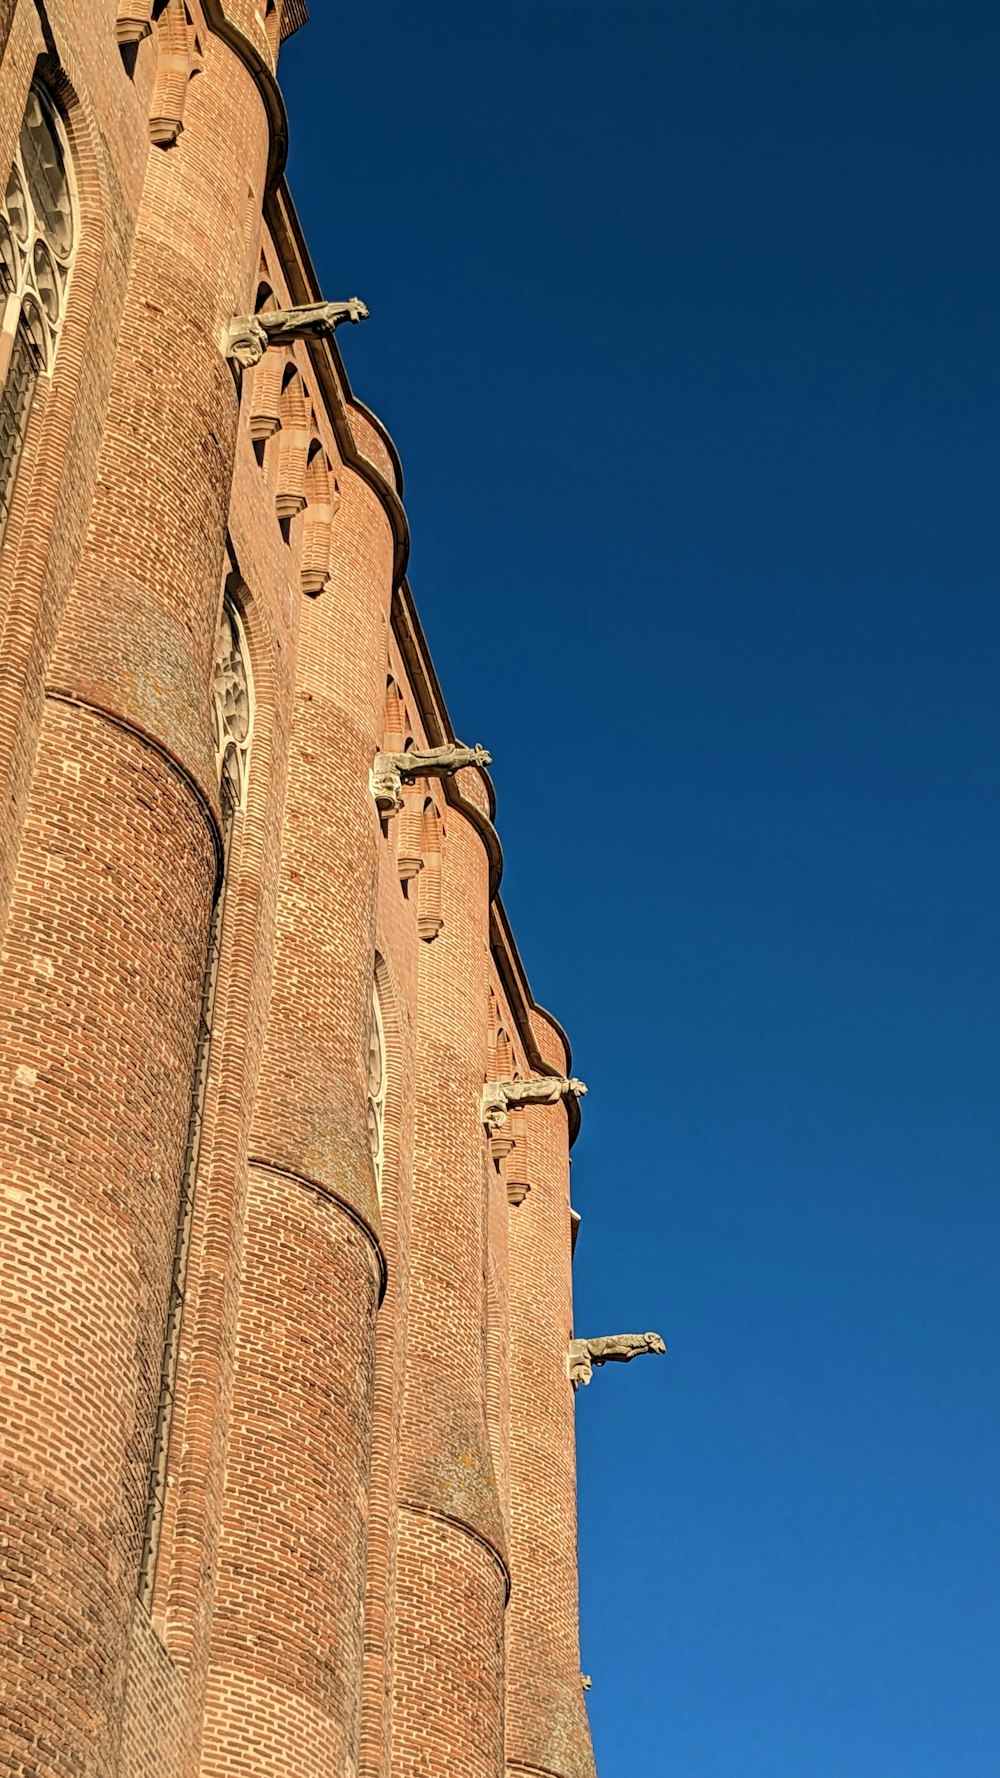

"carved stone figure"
[481, 1074, 587, 1134]
[371, 742, 492, 816]
[225, 297, 369, 368]
[567, 1331, 666, 1387]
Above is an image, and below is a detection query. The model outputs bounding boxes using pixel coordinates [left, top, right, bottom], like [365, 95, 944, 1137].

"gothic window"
[0, 84, 75, 544]
[140, 589, 254, 1605]
[213, 599, 253, 818]
[367, 983, 386, 1203]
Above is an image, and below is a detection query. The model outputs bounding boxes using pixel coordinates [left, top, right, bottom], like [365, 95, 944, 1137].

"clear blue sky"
[282, 6, 1000, 1773]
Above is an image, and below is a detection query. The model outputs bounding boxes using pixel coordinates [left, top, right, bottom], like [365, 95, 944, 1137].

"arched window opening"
[139, 589, 254, 1606]
[301, 439, 338, 597]
[275, 364, 309, 535]
[0, 84, 76, 547]
[417, 798, 443, 942]
[149, 0, 204, 149]
[367, 982, 386, 1204]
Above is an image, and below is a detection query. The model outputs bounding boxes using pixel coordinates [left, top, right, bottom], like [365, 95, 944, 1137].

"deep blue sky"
[282, 6, 1000, 1773]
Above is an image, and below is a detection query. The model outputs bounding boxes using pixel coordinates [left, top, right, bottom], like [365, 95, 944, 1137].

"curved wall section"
[201, 466, 395, 1772]
[0, 21, 273, 1776]
[0, 703, 218, 1777]
[393, 796, 509, 1778]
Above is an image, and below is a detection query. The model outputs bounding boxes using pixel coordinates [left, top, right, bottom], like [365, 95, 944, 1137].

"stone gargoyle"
[481, 1074, 588, 1135]
[371, 743, 492, 816]
[567, 1331, 666, 1388]
[225, 298, 370, 369]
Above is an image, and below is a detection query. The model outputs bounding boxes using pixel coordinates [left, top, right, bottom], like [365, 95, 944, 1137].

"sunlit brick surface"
[0, 6, 596, 1776]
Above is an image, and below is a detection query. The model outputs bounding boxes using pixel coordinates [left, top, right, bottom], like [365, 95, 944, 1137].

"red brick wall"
[0, 8, 600, 1778]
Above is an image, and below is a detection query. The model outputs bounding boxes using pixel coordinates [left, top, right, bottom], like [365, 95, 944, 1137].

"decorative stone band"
[371, 742, 492, 816]
[224, 297, 370, 369]
[481, 1073, 588, 1136]
[567, 1331, 666, 1388]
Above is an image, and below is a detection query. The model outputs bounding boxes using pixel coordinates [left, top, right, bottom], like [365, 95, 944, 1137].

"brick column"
[0, 37, 269, 1778]
[199, 473, 394, 1778]
[505, 1022, 597, 1778]
[391, 790, 509, 1778]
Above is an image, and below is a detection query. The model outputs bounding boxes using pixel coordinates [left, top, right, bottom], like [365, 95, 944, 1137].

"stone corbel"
[567, 1331, 666, 1388]
[481, 1074, 588, 1136]
[371, 743, 491, 817]
[225, 298, 370, 369]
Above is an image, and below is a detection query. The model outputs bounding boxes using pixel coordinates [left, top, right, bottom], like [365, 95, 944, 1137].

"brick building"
[0, 5, 660, 1774]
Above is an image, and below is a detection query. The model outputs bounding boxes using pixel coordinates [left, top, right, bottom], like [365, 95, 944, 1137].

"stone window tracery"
[0, 84, 76, 544]
[213, 598, 254, 816]
[367, 983, 386, 1203]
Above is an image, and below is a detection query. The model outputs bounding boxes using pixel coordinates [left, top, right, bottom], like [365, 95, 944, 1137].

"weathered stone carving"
[567, 1331, 666, 1388]
[581, 1674, 593, 1692]
[225, 298, 370, 369]
[371, 742, 491, 816]
[482, 1074, 587, 1135]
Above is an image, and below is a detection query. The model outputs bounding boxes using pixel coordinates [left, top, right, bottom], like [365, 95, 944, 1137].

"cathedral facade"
[0, 6, 659, 1775]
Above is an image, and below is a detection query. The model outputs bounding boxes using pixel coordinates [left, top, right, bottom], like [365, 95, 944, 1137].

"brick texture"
[0, 6, 612, 1777]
